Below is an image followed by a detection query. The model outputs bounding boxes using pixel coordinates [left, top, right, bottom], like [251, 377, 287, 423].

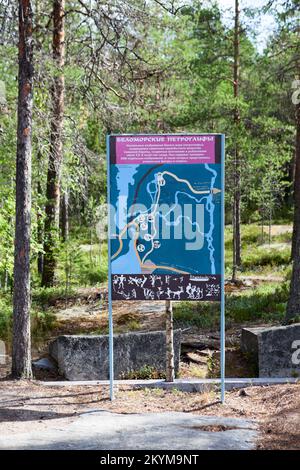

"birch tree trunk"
[286, 98, 300, 322]
[12, 0, 33, 379]
[42, 0, 65, 287]
[232, 0, 241, 282]
[166, 300, 175, 382]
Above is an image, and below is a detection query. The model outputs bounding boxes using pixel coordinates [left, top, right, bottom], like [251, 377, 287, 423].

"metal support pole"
[220, 278, 225, 403]
[106, 135, 114, 401]
[220, 134, 226, 404]
[108, 284, 114, 401]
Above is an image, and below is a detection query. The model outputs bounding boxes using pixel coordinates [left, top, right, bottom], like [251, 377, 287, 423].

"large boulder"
[241, 323, 300, 377]
[49, 330, 182, 380]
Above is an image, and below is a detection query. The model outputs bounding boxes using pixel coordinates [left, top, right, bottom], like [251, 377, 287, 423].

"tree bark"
[42, 0, 65, 287]
[60, 190, 69, 242]
[232, 0, 241, 282]
[36, 150, 43, 275]
[286, 99, 300, 322]
[37, 179, 44, 275]
[165, 300, 175, 382]
[12, 0, 33, 379]
[291, 147, 298, 259]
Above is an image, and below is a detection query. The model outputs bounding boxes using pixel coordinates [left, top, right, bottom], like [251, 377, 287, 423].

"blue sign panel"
[108, 134, 224, 301]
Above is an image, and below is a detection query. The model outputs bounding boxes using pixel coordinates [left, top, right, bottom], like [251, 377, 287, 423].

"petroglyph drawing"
[143, 288, 155, 300]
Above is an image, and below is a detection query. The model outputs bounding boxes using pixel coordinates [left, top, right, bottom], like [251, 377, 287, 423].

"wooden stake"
[165, 300, 175, 382]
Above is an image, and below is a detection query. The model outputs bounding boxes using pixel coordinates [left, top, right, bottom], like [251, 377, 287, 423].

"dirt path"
[239, 274, 285, 282]
[263, 225, 292, 236]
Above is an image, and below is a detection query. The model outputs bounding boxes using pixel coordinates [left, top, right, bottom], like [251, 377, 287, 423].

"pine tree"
[12, 0, 34, 379]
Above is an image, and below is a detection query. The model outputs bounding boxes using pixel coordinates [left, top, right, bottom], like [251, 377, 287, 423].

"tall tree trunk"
[232, 0, 241, 282]
[37, 179, 44, 275]
[60, 190, 69, 242]
[37, 150, 44, 275]
[291, 147, 298, 259]
[41, 0, 65, 287]
[165, 300, 175, 382]
[12, 0, 33, 379]
[286, 99, 300, 322]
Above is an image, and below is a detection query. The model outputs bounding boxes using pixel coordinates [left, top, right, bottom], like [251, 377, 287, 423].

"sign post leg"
[106, 135, 114, 401]
[220, 287, 225, 403]
[108, 285, 114, 401]
[220, 134, 226, 404]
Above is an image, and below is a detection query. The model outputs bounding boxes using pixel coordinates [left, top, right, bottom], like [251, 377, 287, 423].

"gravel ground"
[0, 380, 299, 450]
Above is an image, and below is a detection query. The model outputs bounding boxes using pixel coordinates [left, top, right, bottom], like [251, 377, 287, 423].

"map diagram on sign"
[110, 163, 221, 278]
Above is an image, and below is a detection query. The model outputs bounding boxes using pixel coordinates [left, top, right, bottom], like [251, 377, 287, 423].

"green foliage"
[56, 240, 108, 288]
[226, 282, 288, 322]
[31, 286, 77, 309]
[174, 302, 220, 329]
[0, 198, 14, 285]
[0, 292, 57, 341]
[242, 248, 290, 269]
[0, 295, 12, 340]
[174, 282, 289, 329]
[121, 365, 166, 380]
[31, 310, 57, 338]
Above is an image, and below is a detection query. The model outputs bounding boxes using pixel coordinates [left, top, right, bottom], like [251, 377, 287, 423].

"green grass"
[121, 365, 166, 380]
[174, 282, 289, 329]
[225, 224, 291, 276]
[174, 302, 219, 329]
[241, 248, 290, 269]
[273, 231, 292, 243]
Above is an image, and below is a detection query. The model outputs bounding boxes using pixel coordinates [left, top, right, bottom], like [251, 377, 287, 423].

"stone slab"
[49, 330, 181, 380]
[241, 323, 300, 377]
